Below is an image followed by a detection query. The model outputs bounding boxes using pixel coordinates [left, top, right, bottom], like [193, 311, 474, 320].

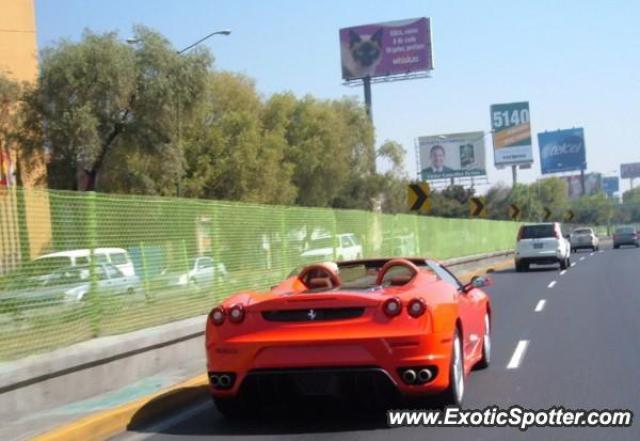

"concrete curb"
[31, 256, 513, 441]
[30, 374, 209, 441]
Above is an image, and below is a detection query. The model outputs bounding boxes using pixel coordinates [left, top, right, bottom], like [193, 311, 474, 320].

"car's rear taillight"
[210, 306, 225, 326]
[407, 298, 427, 318]
[228, 304, 245, 324]
[383, 297, 402, 317]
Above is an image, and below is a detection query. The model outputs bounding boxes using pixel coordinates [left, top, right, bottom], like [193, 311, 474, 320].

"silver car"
[570, 228, 599, 252]
[0, 264, 141, 309]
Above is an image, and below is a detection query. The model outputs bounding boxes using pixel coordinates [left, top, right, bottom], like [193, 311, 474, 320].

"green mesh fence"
[0, 187, 521, 360]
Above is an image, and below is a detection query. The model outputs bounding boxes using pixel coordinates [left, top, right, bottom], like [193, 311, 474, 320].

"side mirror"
[463, 275, 493, 292]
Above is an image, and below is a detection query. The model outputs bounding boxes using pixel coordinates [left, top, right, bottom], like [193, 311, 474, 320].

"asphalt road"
[113, 244, 640, 441]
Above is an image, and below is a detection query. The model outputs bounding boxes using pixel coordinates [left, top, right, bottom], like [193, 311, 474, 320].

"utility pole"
[511, 164, 518, 186]
[363, 76, 372, 121]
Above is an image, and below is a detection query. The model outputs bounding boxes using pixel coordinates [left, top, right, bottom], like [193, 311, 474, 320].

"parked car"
[156, 256, 229, 291]
[205, 257, 492, 416]
[613, 226, 639, 249]
[32, 248, 135, 280]
[381, 234, 417, 257]
[0, 263, 140, 308]
[515, 222, 571, 271]
[300, 233, 363, 263]
[570, 228, 599, 252]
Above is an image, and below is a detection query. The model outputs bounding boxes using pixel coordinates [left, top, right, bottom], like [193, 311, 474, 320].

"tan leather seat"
[307, 277, 332, 290]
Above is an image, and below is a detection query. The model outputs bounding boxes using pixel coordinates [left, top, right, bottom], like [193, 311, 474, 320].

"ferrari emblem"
[307, 309, 317, 320]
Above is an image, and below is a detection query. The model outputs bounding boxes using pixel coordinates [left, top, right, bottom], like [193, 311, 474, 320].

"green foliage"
[621, 187, 640, 222]
[21, 26, 212, 192]
[0, 72, 21, 157]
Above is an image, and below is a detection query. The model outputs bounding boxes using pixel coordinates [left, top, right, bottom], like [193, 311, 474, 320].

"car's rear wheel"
[515, 261, 527, 272]
[559, 258, 568, 270]
[476, 314, 491, 369]
[440, 329, 464, 406]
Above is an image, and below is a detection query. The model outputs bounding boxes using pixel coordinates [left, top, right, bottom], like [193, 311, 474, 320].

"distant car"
[205, 257, 492, 416]
[570, 228, 599, 252]
[515, 222, 571, 271]
[381, 234, 417, 257]
[158, 256, 229, 290]
[613, 226, 639, 249]
[300, 234, 363, 263]
[0, 263, 140, 308]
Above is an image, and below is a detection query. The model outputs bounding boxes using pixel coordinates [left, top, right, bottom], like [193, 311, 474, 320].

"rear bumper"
[571, 240, 595, 248]
[515, 250, 563, 265]
[206, 332, 453, 399]
[614, 238, 639, 246]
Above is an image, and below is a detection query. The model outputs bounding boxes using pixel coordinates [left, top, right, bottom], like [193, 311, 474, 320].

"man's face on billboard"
[431, 147, 445, 169]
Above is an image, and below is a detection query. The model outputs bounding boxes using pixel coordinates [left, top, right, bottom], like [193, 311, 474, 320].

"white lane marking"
[119, 399, 211, 441]
[507, 340, 529, 369]
[535, 299, 546, 312]
[560, 270, 567, 276]
[548, 280, 556, 288]
[590, 252, 594, 256]
[580, 256, 585, 261]
[571, 262, 576, 267]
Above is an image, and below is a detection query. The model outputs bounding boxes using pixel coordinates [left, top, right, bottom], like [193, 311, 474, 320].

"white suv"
[515, 223, 571, 272]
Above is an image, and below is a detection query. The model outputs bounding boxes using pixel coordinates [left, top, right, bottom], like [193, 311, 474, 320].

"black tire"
[213, 396, 250, 419]
[515, 261, 523, 272]
[559, 258, 568, 270]
[476, 314, 491, 370]
[439, 329, 464, 407]
[614, 245, 619, 249]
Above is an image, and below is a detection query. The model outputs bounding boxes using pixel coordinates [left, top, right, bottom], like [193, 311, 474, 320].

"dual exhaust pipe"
[210, 373, 233, 389]
[401, 368, 433, 385]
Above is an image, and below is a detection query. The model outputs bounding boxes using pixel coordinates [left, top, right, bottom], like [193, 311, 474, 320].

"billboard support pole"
[511, 165, 518, 186]
[580, 168, 586, 196]
[363, 76, 372, 121]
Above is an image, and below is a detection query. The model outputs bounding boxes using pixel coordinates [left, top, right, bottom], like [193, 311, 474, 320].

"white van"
[33, 248, 135, 277]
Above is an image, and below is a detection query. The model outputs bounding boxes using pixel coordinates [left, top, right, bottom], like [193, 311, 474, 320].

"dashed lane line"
[534, 299, 546, 312]
[548, 280, 556, 288]
[507, 340, 529, 369]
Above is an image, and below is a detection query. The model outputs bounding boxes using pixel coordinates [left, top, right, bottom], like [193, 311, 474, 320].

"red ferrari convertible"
[205, 258, 492, 416]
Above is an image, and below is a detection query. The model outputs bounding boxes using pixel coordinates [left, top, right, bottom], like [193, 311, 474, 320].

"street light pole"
[172, 30, 231, 196]
[127, 30, 231, 197]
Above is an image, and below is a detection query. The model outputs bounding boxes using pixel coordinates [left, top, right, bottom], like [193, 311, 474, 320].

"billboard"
[490, 101, 533, 166]
[418, 131, 486, 180]
[561, 173, 601, 200]
[538, 128, 586, 174]
[339, 18, 433, 81]
[602, 176, 620, 196]
[620, 162, 640, 179]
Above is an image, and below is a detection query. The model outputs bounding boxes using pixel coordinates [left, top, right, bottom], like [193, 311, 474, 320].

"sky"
[35, 0, 640, 193]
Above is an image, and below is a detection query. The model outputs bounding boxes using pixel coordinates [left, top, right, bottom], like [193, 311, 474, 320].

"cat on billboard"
[339, 18, 433, 81]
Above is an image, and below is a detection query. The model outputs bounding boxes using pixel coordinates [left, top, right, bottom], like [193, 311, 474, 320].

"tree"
[622, 187, 640, 222]
[21, 26, 212, 192]
[183, 72, 296, 204]
[0, 73, 21, 185]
